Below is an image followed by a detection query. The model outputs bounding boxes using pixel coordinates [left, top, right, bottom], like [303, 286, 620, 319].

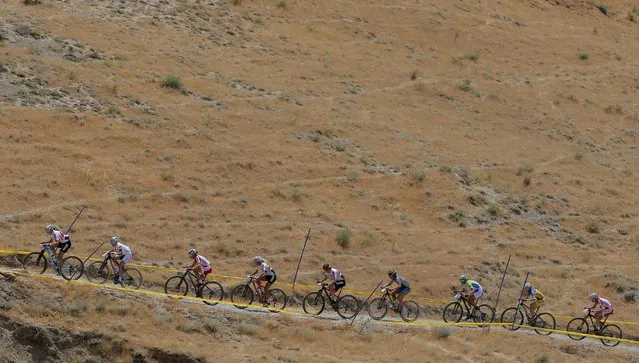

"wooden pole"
[291, 228, 312, 292]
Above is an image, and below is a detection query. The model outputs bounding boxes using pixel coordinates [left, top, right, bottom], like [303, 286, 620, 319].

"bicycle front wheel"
[302, 292, 325, 315]
[22, 252, 47, 274]
[400, 300, 420, 322]
[500, 307, 524, 331]
[367, 297, 388, 320]
[60, 256, 84, 280]
[533, 312, 555, 336]
[336, 295, 359, 319]
[600, 324, 622, 347]
[473, 304, 495, 327]
[201, 281, 224, 306]
[266, 288, 287, 312]
[566, 317, 588, 340]
[121, 268, 143, 289]
[164, 276, 188, 296]
[442, 301, 464, 323]
[230, 284, 253, 309]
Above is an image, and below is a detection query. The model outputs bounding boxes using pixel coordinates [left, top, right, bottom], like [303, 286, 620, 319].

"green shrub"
[163, 75, 183, 90]
[586, 222, 600, 234]
[458, 79, 473, 92]
[579, 53, 589, 60]
[24, 0, 41, 5]
[435, 326, 452, 339]
[360, 231, 376, 247]
[336, 228, 352, 248]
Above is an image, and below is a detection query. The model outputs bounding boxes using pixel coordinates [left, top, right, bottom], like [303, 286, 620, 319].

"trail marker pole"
[511, 271, 531, 329]
[488, 254, 511, 332]
[65, 204, 87, 234]
[291, 228, 311, 292]
[350, 280, 383, 326]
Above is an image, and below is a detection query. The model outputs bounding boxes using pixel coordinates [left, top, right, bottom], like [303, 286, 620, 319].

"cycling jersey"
[529, 288, 544, 300]
[597, 297, 612, 310]
[114, 242, 132, 258]
[394, 274, 410, 288]
[466, 280, 482, 292]
[51, 230, 68, 242]
[195, 255, 211, 270]
[326, 268, 345, 282]
[259, 262, 274, 276]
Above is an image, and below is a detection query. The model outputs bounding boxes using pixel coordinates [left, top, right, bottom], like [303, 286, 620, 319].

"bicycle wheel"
[336, 295, 359, 319]
[266, 288, 287, 312]
[500, 307, 524, 331]
[566, 317, 588, 340]
[533, 312, 555, 336]
[442, 302, 464, 323]
[60, 256, 84, 280]
[201, 281, 224, 306]
[230, 284, 253, 309]
[85, 261, 109, 284]
[400, 300, 420, 322]
[121, 268, 142, 289]
[600, 324, 622, 347]
[302, 292, 325, 315]
[22, 252, 47, 274]
[164, 276, 188, 296]
[367, 297, 388, 320]
[473, 304, 495, 327]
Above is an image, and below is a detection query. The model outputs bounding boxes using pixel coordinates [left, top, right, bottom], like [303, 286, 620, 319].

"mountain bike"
[230, 276, 287, 312]
[500, 300, 556, 335]
[85, 252, 142, 289]
[566, 308, 622, 347]
[164, 268, 224, 306]
[22, 242, 84, 280]
[367, 287, 420, 322]
[302, 282, 360, 319]
[442, 291, 494, 326]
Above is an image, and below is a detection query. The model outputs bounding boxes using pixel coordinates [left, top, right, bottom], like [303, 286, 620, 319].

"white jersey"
[598, 297, 612, 310]
[195, 255, 211, 270]
[326, 268, 344, 282]
[259, 262, 274, 276]
[114, 243, 132, 258]
[51, 230, 68, 243]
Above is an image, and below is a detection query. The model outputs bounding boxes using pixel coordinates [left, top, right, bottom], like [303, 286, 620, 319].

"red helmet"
[322, 263, 331, 271]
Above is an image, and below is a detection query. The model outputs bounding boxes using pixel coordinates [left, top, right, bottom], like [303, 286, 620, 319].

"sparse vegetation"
[176, 319, 201, 333]
[163, 75, 183, 90]
[360, 231, 376, 246]
[523, 177, 531, 187]
[237, 323, 260, 336]
[468, 191, 487, 206]
[458, 79, 473, 92]
[439, 165, 453, 174]
[595, 4, 608, 16]
[336, 228, 352, 248]
[435, 326, 453, 339]
[487, 204, 501, 217]
[24, 0, 41, 4]
[411, 170, 426, 184]
[516, 161, 534, 175]
[578, 53, 589, 60]
[574, 152, 583, 160]
[604, 104, 623, 114]
[586, 222, 600, 234]
[277, 0, 288, 9]
[538, 352, 549, 363]
[68, 299, 88, 316]
[410, 70, 419, 80]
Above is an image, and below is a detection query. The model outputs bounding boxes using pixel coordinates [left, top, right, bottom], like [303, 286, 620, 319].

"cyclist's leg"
[120, 254, 132, 279]
[327, 282, 337, 302]
[57, 241, 71, 268]
[263, 273, 276, 303]
[529, 301, 539, 321]
[333, 280, 346, 302]
[193, 265, 203, 285]
[397, 286, 409, 310]
[593, 310, 604, 329]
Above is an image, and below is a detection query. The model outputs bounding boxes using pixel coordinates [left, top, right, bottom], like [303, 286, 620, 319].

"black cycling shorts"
[58, 238, 72, 253]
[335, 280, 346, 290]
[264, 272, 277, 283]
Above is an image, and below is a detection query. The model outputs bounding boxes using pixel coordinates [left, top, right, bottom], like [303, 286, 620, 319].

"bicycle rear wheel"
[60, 256, 84, 280]
[121, 268, 143, 289]
[266, 288, 287, 312]
[500, 307, 524, 331]
[201, 281, 224, 306]
[22, 252, 47, 274]
[85, 261, 109, 284]
[336, 295, 359, 319]
[302, 292, 325, 315]
[566, 318, 588, 340]
[442, 301, 464, 323]
[600, 324, 622, 347]
[533, 312, 555, 335]
[230, 284, 253, 309]
[473, 304, 495, 327]
[400, 300, 420, 322]
[367, 297, 388, 320]
[164, 276, 189, 296]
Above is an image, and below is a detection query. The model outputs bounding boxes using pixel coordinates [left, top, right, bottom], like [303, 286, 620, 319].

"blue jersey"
[394, 274, 410, 288]
[466, 280, 481, 292]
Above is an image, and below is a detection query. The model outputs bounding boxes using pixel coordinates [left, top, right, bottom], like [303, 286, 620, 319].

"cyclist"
[459, 275, 483, 309]
[185, 248, 212, 289]
[381, 269, 410, 313]
[586, 293, 613, 332]
[43, 224, 72, 271]
[104, 236, 133, 284]
[522, 282, 544, 321]
[318, 263, 346, 303]
[249, 256, 277, 307]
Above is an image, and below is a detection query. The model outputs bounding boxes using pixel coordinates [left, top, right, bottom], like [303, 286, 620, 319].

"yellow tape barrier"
[1, 248, 638, 327]
[6, 268, 639, 346]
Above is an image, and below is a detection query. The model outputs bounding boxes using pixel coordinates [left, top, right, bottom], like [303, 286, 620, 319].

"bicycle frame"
[41, 244, 59, 267]
[317, 283, 343, 302]
[453, 291, 476, 315]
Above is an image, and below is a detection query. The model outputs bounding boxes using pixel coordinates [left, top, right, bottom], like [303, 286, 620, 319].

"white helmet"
[252, 256, 263, 265]
[459, 274, 468, 283]
[524, 282, 532, 289]
[589, 293, 598, 302]
[110, 236, 119, 246]
[188, 248, 197, 257]
[44, 225, 54, 234]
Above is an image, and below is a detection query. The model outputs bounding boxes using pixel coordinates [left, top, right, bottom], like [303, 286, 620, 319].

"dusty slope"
[0, 0, 638, 361]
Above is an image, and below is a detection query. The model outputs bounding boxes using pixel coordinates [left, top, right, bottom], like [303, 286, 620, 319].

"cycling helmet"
[524, 282, 532, 289]
[387, 269, 396, 276]
[253, 256, 263, 265]
[589, 293, 598, 302]
[109, 236, 119, 246]
[187, 248, 197, 257]
[44, 224, 54, 234]
[459, 274, 468, 283]
[322, 263, 331, 271]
